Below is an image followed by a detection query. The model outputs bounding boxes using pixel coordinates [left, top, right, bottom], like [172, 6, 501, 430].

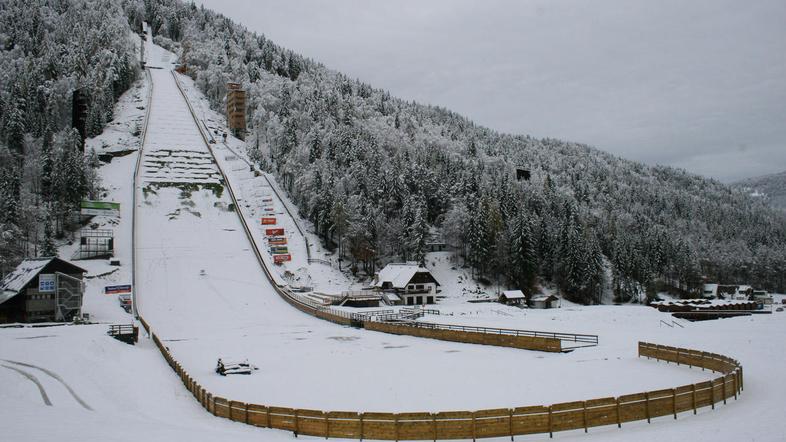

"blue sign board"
[105, 284, 132, 294]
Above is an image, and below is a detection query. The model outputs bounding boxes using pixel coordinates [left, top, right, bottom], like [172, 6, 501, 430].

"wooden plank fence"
[142, 326, 743, 440]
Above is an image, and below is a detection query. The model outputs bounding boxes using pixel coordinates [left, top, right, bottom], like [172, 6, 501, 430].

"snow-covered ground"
[3, 30, 786, 442]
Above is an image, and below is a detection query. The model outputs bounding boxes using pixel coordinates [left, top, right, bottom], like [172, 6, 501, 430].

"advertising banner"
[105, 284, 132, 295]
[268, 237, 287, 245]
[39, 274, 56, 293]
[265, 228, 284, 236]
[81, 200, 120, 217]
[260, 217, 276, 225]
[273, 254, 291, 263]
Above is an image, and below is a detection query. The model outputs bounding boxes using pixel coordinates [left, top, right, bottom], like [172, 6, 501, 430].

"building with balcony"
[372, 262, 440, 306]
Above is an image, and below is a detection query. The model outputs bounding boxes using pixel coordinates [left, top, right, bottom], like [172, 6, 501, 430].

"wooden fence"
[139, 319, 742, 441]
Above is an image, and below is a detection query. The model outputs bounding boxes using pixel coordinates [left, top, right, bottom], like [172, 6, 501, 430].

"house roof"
[373, 263, 439, 289]
[530, 294, 558, 302]
[501, 290, 526, 299]
[0, 257, 87, 305]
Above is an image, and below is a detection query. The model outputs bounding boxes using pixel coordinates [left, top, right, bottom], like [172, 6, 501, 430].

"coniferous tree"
[509, 212, 537, 294]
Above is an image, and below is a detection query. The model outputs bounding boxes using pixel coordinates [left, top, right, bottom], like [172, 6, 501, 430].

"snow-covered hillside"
[736, 170, 786, 211]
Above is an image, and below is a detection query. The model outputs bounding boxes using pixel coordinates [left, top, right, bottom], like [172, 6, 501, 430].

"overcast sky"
[195, 0, 786, 182]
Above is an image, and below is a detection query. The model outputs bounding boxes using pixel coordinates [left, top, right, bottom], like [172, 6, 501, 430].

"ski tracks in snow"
[2, 359, 92, 410]
[1, 364, 52, 406]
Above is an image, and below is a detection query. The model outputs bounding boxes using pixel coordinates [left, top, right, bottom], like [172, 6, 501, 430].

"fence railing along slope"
[166, 70, 600, 353]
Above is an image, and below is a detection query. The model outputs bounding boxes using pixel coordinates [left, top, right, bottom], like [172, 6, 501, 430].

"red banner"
[273, 254, 291, 263]
[265, 228, 284, 236]
[260, 217, 276, 225]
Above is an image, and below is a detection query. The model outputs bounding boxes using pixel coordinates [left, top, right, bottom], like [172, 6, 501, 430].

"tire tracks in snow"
[1, 364, 52, 406]
[2, 359, 93, 410]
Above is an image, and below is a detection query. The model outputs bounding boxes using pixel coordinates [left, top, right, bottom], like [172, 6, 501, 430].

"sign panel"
[105, 284, 132, 295]
[273, 254, 291, 263]
[39, 274, 56, 293]
[270, 246, 289, 254]
[260, 217, 276, 225]
[265, 228, 284, 236]
[268, 237, 287, 245]
[263, 207, 275, 212]
[81, 200, 120, 217]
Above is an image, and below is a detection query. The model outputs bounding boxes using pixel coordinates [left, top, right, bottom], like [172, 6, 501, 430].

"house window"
[408, 284, 415, 290]
[427, 296, 434, 304]
[416, 284, 423, 290]
[416, 296, 423, 305]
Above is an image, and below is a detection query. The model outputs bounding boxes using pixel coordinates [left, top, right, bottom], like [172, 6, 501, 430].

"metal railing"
[367, 320, 599, 349]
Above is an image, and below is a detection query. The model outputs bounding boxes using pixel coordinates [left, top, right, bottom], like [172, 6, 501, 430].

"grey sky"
[195, 0, 786, 182]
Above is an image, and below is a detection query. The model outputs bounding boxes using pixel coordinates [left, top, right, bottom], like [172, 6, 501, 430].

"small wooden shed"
[529, 294, 560, 309]
[499, 290, 527, 306]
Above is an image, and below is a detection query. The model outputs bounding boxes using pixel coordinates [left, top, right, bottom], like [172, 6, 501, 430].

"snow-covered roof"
[530, 294, 558, 302]
[0, 258, 53, 294]
[0, 257, 87, 305]
[501, 290, 526, 299]
[373, 263, 439, 289]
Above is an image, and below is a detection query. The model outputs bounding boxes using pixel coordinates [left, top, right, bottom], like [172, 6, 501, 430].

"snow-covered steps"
[139, 69, 220, 188]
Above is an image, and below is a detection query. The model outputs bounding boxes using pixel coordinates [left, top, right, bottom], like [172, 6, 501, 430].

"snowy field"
[3, 33, 786, 442]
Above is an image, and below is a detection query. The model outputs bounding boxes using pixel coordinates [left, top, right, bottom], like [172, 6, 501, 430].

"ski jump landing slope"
[134, 68, 313, 338]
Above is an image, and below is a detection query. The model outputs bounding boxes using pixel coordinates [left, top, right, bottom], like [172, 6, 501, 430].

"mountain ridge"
[735, 170, 786, 211]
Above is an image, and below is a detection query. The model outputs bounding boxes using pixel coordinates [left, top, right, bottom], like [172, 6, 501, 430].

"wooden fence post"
[245, 403, 250, 424]
[432, 413, 437, 442]
[723, 377, 728, 405]
[672, 389, 677, 419]
[548, 405, 553, 438]
[509, 409, 514, 441]
[325, 412, 329, 439]
[645, 392, 651, 423]
[394, 414, 399, 442]
[734, 372, 739, 399]
[710, 379, 716, 410]
[582, 401, 588, 433]
[471, 411, 477, 442]
[359, 413, 364, 442]
[265, 406, 271, 428]
[615, 398, 621, 428]
[294, 409, 299, 438]
[292, 408, 300, 437]
[692, 384, 697, 414]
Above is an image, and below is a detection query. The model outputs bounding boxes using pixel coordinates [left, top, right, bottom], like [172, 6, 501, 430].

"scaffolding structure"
[72, 228, 114, 260]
